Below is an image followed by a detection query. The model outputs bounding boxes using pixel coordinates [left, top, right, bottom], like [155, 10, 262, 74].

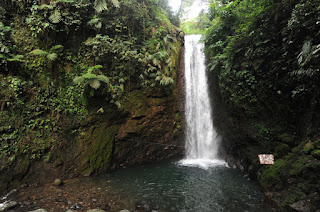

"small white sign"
[258, 154, 274, 165]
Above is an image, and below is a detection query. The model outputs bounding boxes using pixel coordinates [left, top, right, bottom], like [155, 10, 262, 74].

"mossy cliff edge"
[0, 0, 184, 194]
[205, 0, 320, 210]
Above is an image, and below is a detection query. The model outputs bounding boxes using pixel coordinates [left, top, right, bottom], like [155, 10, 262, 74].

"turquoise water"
[96, 162, 273, 212]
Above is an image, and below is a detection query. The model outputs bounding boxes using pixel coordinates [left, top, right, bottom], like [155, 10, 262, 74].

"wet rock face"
[60, 46, 185, 177]
[0, 201, 19, 212]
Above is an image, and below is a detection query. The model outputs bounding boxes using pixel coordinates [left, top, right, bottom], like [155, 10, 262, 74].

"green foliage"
[0, 0, 181, 166]
[205, 0, 320, 139]
[181, 10, 211, 35]
[261, 159, 286, 191]
[73, 65, 110, 90]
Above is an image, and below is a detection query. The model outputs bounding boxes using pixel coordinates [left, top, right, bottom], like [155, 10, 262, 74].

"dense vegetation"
[0, 0, 183, 185]
[205, 0, 320, 210]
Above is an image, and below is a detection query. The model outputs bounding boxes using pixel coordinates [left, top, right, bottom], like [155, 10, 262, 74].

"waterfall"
[179, 35, 226, 169]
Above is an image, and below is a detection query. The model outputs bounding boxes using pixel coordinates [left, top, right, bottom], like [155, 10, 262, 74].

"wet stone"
[53, 179, 64, 186]
[70, 203, 84, 210]
[0, 201, 19, 212]
[29, 209, 47, 212]
[135, 200, 152, 211]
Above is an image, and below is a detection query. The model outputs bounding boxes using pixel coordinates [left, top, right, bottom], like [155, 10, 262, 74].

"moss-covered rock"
[275, 143, 290, 158]
[261, 159, 286, 191]
[260, 140, 320, 211]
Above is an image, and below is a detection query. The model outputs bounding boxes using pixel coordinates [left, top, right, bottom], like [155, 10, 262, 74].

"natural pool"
[96, 161, 273, 212]
[6, 161, 274, 212]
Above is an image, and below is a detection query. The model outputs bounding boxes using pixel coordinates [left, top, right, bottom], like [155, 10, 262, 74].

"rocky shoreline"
[0, 177, 159, 212]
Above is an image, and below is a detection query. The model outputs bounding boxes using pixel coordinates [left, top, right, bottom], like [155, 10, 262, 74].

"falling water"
[179, 35, 226, 169]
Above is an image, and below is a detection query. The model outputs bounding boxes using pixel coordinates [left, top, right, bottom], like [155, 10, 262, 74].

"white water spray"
[179, 35, 226, 169]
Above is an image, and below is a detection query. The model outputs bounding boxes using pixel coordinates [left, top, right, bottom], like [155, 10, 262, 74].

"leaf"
[49, 10, 62, 24]
[73, 76, 85, 84]
[123, 41, 133, 45]
[110, 0, 120, 8]
[88, 65, 103, 73]
[94, 0, 108, 13]
[7, 55, 24, 62]
[96, 75, 109, 83]
[47, 53, 58, 61]
[50, 45, 64, 51]
[89, 79, 101, 90]
[82, 73, 97, 79]
[39, 4, 54, 10]
[30, 49, 49, 56]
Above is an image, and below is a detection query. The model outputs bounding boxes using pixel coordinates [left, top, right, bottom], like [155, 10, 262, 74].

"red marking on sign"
[258, 154, 274, 165]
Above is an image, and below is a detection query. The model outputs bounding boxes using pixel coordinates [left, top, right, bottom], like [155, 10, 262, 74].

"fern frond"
[73, 76, 85, 84]
[82, 73, 97, 79]
[96, 75, 109, 84]
[94, 0, 108, 13]
[110, 0, 120, 8]
[50, 45, 64, 51]
[88, 17, 102, 29]
[47, 53, 58, 61]
[30, 49, 49, 56]
[39, 4, 54, 10]
[49, 10, 62, 24]
[160, 76, 174, 86]
[89, 79, 101, 90]
[7, 55, 24, 62]
[88, 65, 103, 73]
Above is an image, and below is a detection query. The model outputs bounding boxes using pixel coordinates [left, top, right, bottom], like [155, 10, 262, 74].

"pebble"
[70, 203, 83, 210]
[119, 210, 130, 212]
[53, 179, 64, 186]
[0, 201, 19, 212]
[87, 209, 106, 212]
[29, 209, 47, 212]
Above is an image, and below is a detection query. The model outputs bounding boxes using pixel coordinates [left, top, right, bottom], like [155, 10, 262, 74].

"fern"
[110, 0, 120, 8]
[50, 45, 64, 51]
[89, 79, 101, 90]
[30, 49, 49, 56]
[49, 10, 62, 24]
[73, 65, 109, 90]
[160, 76, 174, 86]
[94, 0, 120, 13]
[94, 0, 108, 13]
[7, 55, 24, 62]
[73, 76, 85, 84]
[88, 17, 102, 29]
[82, 73, 97, 79]
[47, 53, 58, 61]
[96, 75, 109, 83]
[88, 65, 103, 73]
[39, 4, 54, 10]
